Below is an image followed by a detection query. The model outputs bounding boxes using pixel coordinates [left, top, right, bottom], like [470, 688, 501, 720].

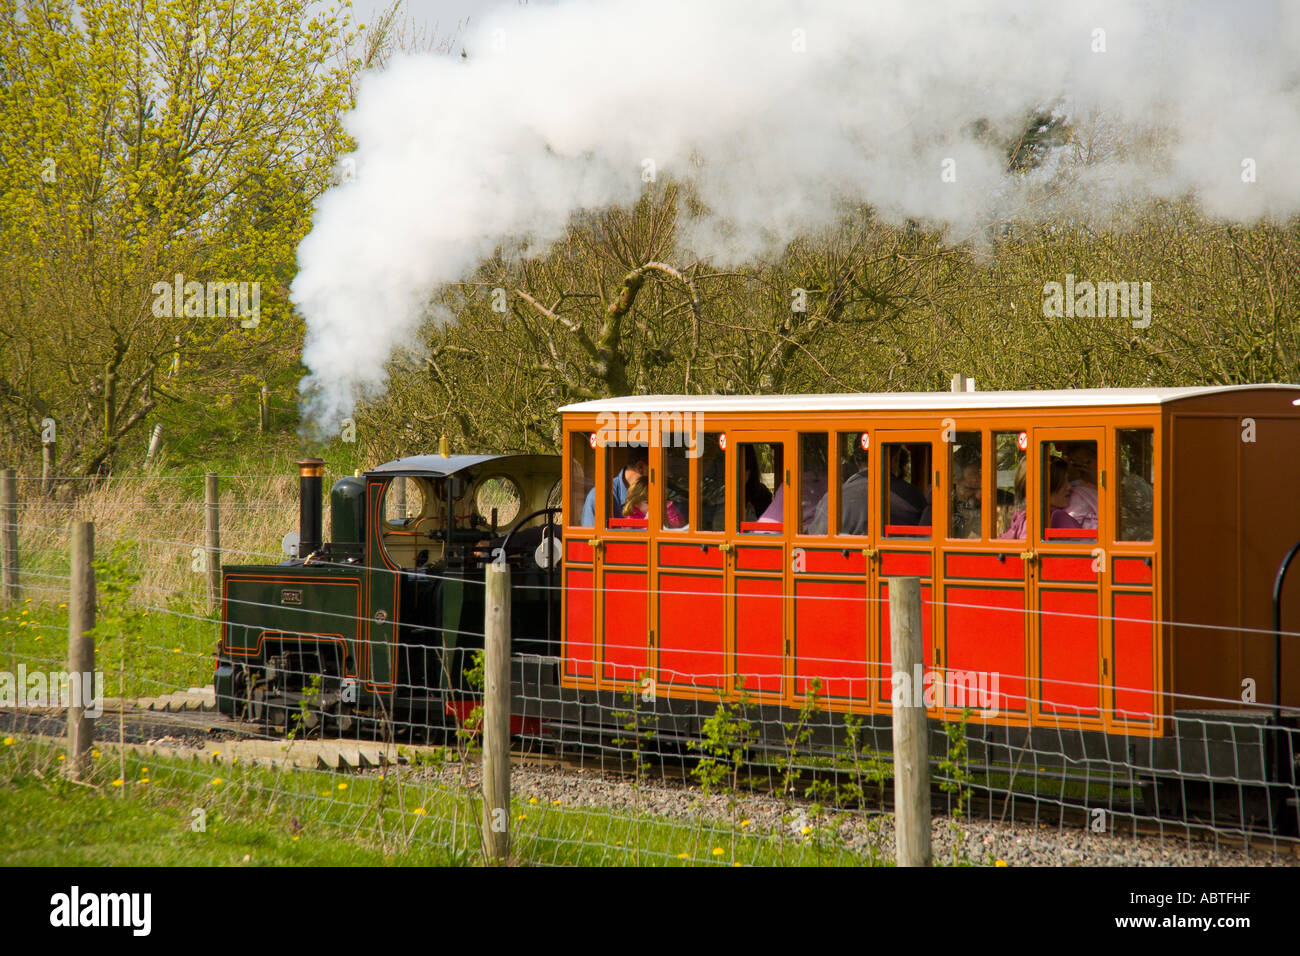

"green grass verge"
[0, 736, 889, 867]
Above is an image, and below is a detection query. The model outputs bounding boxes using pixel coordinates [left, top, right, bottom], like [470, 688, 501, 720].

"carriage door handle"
[1019, 550, 1038, 565]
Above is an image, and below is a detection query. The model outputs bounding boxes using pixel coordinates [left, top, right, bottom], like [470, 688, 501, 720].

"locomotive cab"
[215, 452, 562, 734]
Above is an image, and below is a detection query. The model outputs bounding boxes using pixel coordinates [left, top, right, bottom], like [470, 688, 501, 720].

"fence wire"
[2, 474, 1298, 867]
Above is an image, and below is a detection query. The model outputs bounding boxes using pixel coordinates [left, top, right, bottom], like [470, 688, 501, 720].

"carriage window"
[882, 442, 931, 537]
[607, 444, 649, 529]
[1040, 440, 1098, 543]
[798, 433, 829, 535]
[948, 431, 982, 540]
[739, 441, 782, 532]
[698, 433, 725, 532]
[834, 432, 870, 536]
[570, 432, 596, 527]
[661, 440, 690, 531]
[995, 431, 1027, 539]
[1117, 429, 1154, 541]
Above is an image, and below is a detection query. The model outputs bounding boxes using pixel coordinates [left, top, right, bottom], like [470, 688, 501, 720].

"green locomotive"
[215, 451, 563, 734]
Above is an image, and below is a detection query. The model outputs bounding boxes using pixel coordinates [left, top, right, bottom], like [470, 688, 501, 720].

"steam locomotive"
[215, 451, 565, 734]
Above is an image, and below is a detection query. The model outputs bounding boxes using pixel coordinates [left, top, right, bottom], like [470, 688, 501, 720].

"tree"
[0, 0, 361, 477]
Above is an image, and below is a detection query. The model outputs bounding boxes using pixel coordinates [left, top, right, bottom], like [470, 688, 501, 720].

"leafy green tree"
[0, 0, 361, 477]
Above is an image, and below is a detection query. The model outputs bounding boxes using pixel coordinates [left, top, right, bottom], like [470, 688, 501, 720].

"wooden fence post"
[205, 473, 221, 612]
[1, 469, 18, 602]
[481, 563, 511, 862]
[67, 520, 95, 781]
[890, 575, 932, 867]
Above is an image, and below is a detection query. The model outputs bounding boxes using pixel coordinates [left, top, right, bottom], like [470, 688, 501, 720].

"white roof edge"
[560, 384, 1300, 414]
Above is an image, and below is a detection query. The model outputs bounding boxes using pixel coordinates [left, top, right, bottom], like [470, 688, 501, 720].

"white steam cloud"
[292, 0, 1300, 430]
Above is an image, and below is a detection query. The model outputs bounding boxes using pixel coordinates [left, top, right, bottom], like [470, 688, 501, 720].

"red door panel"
[564, 566, 595, 679]
[601, 569, 649, 682]
[877, 583, 933, 706]
[734, 577, 784, 694]
[793, 579, 867, 699]
[1113, 591, 1156, 723]
[943, 586, 1027, 714]
[658, 573, 725, 689]
[1038, 589, 1100, 717]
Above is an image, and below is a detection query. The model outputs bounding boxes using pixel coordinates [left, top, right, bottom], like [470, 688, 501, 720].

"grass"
[0, 736, 884, 867]
[1, 599, 217, 701]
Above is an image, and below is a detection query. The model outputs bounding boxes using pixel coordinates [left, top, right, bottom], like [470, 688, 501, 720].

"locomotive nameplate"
[280, 589, 303, 606]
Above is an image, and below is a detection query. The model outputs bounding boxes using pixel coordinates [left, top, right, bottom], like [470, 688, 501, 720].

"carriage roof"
[559, 384, 1300, 415]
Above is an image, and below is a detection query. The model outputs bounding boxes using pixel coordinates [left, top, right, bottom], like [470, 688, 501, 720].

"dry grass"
[7, 442, 349, 612]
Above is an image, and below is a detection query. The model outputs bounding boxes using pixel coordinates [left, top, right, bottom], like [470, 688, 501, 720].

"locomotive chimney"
[297, 458, 325, 558]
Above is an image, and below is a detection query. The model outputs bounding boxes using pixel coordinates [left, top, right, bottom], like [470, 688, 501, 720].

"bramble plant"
[690, 681, 755, 863]
[610, 671, 658, 789]
[938, 708, 974, 865]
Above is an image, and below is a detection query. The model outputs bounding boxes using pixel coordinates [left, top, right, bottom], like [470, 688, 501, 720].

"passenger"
[1063, 442, 1099, 530]
[1047, 458, 1084, 530]
[888, 446, 929, 527]
[579, 448, 648, 527]
[622, 476, 685, 527]
[740, 446, 773, 522]
[998, 459, 1029, 540]
[950, 460, 982, 539]
[1001, 458, 1081, 539]
[808, 447, 869, 535]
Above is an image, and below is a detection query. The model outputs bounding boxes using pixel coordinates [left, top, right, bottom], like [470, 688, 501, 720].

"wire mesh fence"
[2, 472, 1298, 867]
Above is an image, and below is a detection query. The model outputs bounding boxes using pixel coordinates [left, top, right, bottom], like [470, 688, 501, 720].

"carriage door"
[874, 430, 940, 715]
[938, 430, 1031, 723]
[596, 442, 651, 689]
[1028, 427, 1105, 731]
[724, 432, 789, 704]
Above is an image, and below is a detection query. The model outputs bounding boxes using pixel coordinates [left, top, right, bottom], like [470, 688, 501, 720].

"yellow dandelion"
[712, 847, 724, 857]
[139, 778, 150, 785]
[172, 648, 181, 653]
[92, 749, 101, 758]
[517, 813, 527, 821]
[337, 782, 347, 790]
[19, 621, 27, 627]
[57, 754, 65, 761]
[23, 598, 31, 604]
[733, 861, 742, 868]
[740, 819, 752, 828]
[231, 757, 238, 765]
[677, 852, 689, 860]
[211, 777, 223, 786]
[551, 798, 562, 806]
[111, 778, 124, 787]
[995, 859, 1008, 867]
[412, 807, 426, 816]
[800, 826, 811, 836]
[615, 841, 623, 847]
[21, 608, 29, 615]
[212, 750, 221, 756]
[58, 603, 67, 609]
[319, 791, 330, 797]
[2, 737, 13, 746]
[528, 796, 538, 805]
[292, 835, 300, 841]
